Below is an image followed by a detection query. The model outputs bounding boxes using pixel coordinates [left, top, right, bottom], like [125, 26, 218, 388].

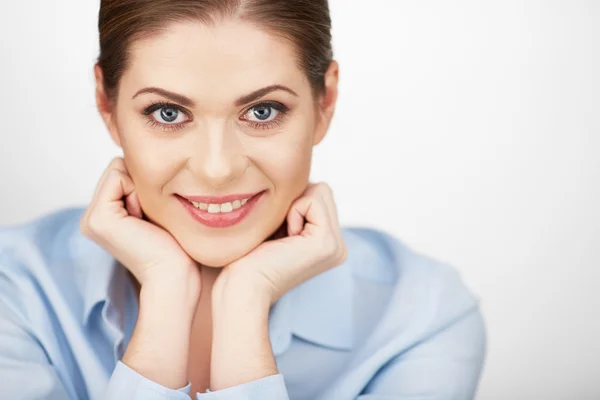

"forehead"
[122, 20, 308, 102]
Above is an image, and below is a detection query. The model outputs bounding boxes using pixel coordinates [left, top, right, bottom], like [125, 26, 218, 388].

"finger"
[300, 182, 337, 231]
[286, 192, 331, 236]
[81, 158, 134, 236]
[125, 191, 143, 219]
[316, 183, 341, 230]
[287, 200, 306, 236]
[286, 183, 312, 236]
[91, 157, 127, 198]
[95, 167, 136, 208]
[114, 159, 144, 219]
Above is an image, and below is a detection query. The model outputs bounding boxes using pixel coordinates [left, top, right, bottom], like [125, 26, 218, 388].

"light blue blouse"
[0, 207, 486, 400]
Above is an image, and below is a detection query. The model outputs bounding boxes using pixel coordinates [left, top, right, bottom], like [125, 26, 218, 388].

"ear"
[313, 60, 339, 146]
[94, 63, 122, 148]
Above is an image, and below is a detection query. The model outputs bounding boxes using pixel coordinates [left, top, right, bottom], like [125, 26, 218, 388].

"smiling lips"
[176, 191, 265, 228]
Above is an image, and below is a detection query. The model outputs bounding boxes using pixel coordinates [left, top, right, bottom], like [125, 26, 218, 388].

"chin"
[179, 236, 260, 268]
[191, 253, 236, 268]
[165, 205, 288, 268]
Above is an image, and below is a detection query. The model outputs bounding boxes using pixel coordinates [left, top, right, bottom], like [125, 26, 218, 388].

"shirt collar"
[69, 208, 355, 353]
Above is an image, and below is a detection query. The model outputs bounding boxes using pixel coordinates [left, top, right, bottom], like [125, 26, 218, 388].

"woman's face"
[95, 19, 338, 267]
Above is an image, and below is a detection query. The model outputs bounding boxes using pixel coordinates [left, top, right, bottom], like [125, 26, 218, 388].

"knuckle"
[320, 232, 347, 264]
[317, 182, 333, 197]
[109, 156, 124, 168]
[316, 181, 328, 190]
[85, 212, 106, 236]
[106, 168, 123, 180]
[320, 232, 338, 256]
[106, 169, 129, 188]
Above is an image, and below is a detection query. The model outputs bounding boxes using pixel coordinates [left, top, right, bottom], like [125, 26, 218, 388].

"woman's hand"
[209, 182, 347, 391]
[214, 182, 348, 307]
[80, 156, 201, 390]
[79, 156, 200, 289]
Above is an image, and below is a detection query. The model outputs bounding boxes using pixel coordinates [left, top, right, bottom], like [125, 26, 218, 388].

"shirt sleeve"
[195, 373, 289, 400]
[102, 360, 192, 399]
[0, 296, 74, 399]
[0, 297, 193, 400]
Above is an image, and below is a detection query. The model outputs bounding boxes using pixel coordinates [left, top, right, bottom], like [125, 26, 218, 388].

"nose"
[187, 122, 249, 189]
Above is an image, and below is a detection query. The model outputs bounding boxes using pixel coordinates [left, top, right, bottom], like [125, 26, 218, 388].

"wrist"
[210, 275, 277, 390]
[212, 268, 273, 311]
[123, 267, 200, 390]
[142, 266, 201, 309]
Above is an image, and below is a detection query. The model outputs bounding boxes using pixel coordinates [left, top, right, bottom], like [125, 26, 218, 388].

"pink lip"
[175, 191, 266, 228]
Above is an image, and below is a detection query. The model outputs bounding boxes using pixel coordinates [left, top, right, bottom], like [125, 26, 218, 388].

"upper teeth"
[189, 198, 250, 213]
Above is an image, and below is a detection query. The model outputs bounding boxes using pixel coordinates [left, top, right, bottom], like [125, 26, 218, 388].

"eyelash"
[141, 100, 290, 133]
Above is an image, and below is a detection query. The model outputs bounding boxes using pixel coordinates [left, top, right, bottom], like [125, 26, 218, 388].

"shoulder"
[342, 226, 482, 326]
[0, 206, 86, 250]
[0, 206, 86, 269]
[0, 207, 87, 318]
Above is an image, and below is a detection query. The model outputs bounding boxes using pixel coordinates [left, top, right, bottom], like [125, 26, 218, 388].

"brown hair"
[97, 0, 333, 103]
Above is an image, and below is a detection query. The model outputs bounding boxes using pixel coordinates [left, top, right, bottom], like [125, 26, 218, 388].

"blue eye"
[157, 107, 179, 123]
[248, 105, 278, 122]
[153, 106, 187, 124]
[142, 101, 191, 132]
[242, 101, 289, 130]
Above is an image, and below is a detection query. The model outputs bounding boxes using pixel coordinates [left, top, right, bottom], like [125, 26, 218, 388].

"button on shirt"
[0, 207, 486, 399]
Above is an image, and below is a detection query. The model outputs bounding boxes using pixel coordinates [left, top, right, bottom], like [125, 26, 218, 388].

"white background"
[1, 1, 599, 398]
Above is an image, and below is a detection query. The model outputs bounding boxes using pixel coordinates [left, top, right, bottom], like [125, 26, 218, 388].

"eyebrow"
[131, 84, 299, 107]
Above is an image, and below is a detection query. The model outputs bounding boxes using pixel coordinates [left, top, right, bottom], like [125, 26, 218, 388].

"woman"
[0, 0, 486, 399]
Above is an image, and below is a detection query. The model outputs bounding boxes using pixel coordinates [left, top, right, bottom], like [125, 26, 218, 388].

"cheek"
[117, 120, 179, 202]
[268, 143, 312, 189]
[250, 116, 315, 193]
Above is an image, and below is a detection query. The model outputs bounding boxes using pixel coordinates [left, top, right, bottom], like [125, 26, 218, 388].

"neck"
[189, 264, 221, 345]
[199, 263, 223, 292]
